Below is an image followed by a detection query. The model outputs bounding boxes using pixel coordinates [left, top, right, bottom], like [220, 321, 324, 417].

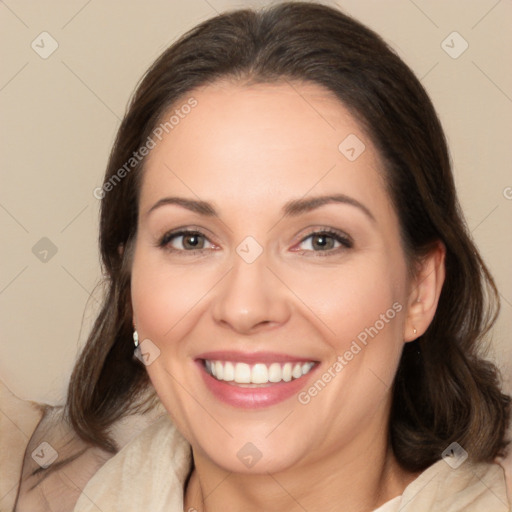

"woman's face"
[131, 81, 414, 474]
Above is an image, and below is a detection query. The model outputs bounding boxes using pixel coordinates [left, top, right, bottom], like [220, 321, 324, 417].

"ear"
[404, 241, 446, 342]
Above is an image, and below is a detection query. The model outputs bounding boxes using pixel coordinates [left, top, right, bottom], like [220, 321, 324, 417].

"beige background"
[1, 0, 511, 406]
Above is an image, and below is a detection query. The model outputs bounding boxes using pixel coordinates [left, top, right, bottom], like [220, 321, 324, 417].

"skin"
[130, 80, 445, 512]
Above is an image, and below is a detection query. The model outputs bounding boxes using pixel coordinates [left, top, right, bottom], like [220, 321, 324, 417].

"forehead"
[140, 80, 389, 214]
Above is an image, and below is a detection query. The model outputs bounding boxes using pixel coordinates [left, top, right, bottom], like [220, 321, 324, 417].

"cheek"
[131, 248, 215, 341]
[130, 247, 209, 433]
[287, 258, 405, 340]
[131, 264, 173, 341]
[292, 265, 406, 422]
[282, 253, 407, 391]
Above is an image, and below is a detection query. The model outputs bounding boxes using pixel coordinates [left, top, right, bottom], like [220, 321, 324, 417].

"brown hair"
[64, 1, 509, 472]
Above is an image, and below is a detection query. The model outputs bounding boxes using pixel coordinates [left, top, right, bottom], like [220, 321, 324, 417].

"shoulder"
[73, 414, 192, 512]
[397, 456, 511, 511]
[0, 379, 165, 512]
[14, 405, 113, 512]
[0, 378, 45, 510]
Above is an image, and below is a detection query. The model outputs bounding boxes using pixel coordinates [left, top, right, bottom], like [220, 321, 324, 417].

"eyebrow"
[283, 194, 375, 223]
[146, 194, 375, 223]
[146, 197, 216, 217]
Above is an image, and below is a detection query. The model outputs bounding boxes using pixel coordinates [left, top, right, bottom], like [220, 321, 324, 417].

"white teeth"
[268, 363, 282, 383]
[215, 361, 223, 380]
[251, 363, 268, 384]
[223, 361, 235, 381]
[302, 362, 314, 374]
[282, 362, 292, 382]
[292, 363, 302, 379]
[234, 362, 251, 384]
[204, 359, 315, 384]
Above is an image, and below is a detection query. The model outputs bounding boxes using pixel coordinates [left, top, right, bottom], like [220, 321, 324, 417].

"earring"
[133, 330, 139, 348]
[413, 327, 417, 335]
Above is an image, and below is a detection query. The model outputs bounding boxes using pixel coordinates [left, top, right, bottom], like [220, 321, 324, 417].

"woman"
[9, 2, 511, 511]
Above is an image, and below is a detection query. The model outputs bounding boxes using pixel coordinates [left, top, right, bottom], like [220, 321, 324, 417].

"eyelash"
[157, 228, 353, 256]
[157, 229, 215, 256]
[293, 228, 353, 257]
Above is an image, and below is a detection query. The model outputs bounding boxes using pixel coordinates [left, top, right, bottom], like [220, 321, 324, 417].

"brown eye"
[179, 233, 205, 250]
[298, 230, 352, 253]
[310, 233, 336, 250]
[159, 230, 212, 251]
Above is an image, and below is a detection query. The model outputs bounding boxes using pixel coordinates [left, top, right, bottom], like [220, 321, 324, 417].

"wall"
[1, 0, 511, 404]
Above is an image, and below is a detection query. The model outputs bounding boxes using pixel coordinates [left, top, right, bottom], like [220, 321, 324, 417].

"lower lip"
[197, 361, 317, 408]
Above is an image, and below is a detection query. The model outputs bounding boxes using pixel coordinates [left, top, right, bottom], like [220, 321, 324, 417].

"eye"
[158, 230, 216, 252]
[295, 229, 353, 254]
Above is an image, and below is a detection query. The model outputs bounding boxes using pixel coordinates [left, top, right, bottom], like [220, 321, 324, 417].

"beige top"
[73, 414, 511, 512]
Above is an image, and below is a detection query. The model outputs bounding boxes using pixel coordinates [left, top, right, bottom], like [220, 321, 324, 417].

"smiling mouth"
[202, 359, 316, 386]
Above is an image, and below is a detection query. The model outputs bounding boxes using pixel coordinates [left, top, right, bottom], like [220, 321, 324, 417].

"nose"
[211, 254, 291, 335]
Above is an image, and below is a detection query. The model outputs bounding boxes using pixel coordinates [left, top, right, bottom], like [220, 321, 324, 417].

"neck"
[184, 420, 418, 512]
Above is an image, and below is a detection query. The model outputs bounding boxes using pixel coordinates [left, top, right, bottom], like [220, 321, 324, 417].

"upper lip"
[196, 351, 318, 364]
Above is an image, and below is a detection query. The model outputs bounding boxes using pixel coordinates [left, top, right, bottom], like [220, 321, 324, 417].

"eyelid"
[291, 227, 353, 254]
[157, 225, 214, 241]
[156, 226, 353, 256]
[157, 227, 218, 252]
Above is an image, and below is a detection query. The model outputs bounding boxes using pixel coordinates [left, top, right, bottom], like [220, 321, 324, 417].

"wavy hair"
[64, 1, 509, 472]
